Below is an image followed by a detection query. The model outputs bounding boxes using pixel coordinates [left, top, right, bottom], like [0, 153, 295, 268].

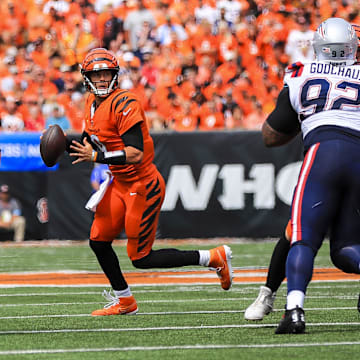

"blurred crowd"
[0, 0, 359, 133]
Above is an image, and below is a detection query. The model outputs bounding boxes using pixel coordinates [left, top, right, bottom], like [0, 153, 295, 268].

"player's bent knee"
[89, 239, 112, 256]
[331, 248, 360, 274]
[132, 252, 153, 269]
[291, 240, 318, 254]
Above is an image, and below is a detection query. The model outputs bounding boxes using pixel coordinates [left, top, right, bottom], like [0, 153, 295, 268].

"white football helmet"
[313, 17, 358, 65]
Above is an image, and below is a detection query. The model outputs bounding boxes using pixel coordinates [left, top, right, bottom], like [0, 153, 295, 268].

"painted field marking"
[1, 341, 360, 356]
[1, 322, 360, 335]
[0, 268, 358, 286]
[0, 306, 357, 320]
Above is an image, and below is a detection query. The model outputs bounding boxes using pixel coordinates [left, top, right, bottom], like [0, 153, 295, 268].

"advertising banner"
[0, 131, 304, 240]
[0, 132, 58, 171]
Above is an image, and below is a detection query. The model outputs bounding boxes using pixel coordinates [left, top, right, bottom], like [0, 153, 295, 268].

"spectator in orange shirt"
[231, 105, 246, 129]
[198, 98, 225, 131]
[178, 67, 197, 101]
[62, 16, 99, 67]
[203, 73, 226, 100]
[29, 38, 49, 70]
[217, 22, 238, 63]
[156, 91, 183, 128]
[24, 65, 59, 101]
[215, 50, 238, 84]
[170, 100, 198, 132]
[128, 66, 150, 112]
[243, 96, 266, 130]
[195, 55, 212, 86]
[26, 0, 52, 43]
[67, 91, 85, 133]
[0, 1, 27, 47]
[57, 73, 84, 132]
[80, 3, 99, 39]
[192, 19, 219, 67]
[21, 95, 45, 132]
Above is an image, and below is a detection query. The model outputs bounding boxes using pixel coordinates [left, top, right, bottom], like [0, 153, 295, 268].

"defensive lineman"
[261, 17, 360, 333]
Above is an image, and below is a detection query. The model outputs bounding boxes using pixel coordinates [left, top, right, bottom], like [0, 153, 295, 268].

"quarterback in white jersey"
[261, 18, 360, 335]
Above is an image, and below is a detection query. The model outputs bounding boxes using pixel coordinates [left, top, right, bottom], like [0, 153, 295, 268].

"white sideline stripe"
[0, 311, 241, 319]
[0, 294, 357, 300]
[0, 278, 358, 288]
[0, 298, 246, 307]
[1, 323, 360, 335]
[2, 342, 360, 355]
[0, 307, 357, 320]
[0, 296, 358, 307]
[0, 282, 357, 296]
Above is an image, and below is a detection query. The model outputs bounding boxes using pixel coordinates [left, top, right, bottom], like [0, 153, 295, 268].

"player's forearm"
[262, 121, 298, 147]
[92, 146, 143, 165]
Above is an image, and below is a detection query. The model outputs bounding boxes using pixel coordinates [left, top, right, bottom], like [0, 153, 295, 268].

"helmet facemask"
[82, 69, 119, 97]
[80, 48, 120, 97]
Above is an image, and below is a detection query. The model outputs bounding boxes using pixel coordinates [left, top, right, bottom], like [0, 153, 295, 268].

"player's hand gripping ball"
[40, 125, 66, 167]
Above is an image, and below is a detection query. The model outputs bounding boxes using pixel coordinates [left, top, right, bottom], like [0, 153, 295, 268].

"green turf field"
[0, 240, 359, 360]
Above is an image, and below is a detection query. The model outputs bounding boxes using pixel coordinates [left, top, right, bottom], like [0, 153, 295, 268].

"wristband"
[96, 150, 126, 165]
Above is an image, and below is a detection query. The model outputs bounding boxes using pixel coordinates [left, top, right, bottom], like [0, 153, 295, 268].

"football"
[40, 125, 66, 167]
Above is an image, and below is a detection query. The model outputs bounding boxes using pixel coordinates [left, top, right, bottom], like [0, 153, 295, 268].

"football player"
[245, 20, 360, 323]
[258, 18, 360, 334]
[67, 48, 233, 315]
[244, 221, 291, 321]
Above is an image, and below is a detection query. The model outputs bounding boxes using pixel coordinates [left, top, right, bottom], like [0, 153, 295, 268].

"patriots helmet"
[313, 17, 358, 65]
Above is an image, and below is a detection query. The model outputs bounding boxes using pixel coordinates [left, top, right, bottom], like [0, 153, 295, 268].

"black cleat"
[275, 306, 305, 334]
[358, 294, 360, 313]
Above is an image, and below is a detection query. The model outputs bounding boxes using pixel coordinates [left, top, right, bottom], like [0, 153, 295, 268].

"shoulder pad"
[286, 62, 304, 77]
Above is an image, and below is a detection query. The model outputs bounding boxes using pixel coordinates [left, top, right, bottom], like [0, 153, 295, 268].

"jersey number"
[300, 79, 360, 120]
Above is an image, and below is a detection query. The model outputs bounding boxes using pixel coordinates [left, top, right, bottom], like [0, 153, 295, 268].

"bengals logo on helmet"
[80, 48, 120, 97]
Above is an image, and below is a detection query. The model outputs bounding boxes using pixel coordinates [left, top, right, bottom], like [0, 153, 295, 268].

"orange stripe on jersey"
[291, 143, 320, 244]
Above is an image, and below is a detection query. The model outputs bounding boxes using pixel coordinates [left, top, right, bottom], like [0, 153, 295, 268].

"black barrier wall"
[0, 131, 303, 240]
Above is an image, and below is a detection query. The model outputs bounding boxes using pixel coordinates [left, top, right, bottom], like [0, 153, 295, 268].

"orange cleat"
[209, 245, 233, 290]
[91, 290, 138, 316]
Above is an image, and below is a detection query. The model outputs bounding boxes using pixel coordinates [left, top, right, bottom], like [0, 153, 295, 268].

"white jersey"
[285, 61, 360, 139]
[285, 29, 315, 63]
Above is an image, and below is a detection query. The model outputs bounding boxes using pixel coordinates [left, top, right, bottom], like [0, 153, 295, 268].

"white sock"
[114, 287, 132, 298]
[286, 290, 305, 310]
[198, 250, 210, 266]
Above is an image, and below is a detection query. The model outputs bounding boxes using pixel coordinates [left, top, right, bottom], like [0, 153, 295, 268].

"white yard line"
[0, 282, 358, 296]
[1, 341, 360, 356]
[0, 296, 357, 308]
[0, 307, 357, 320]
[1, 322, 360, 336]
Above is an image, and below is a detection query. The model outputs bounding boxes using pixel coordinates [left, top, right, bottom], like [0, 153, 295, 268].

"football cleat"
[275, 306, 305, 334]
[244, 286, 276, 320]
[209, 245, 233, 290]
[357, 293, 360, 313]
[91, 290, 138, 316]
